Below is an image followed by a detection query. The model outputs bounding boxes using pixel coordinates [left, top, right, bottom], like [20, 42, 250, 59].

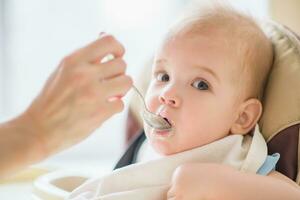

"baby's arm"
[167, 163, 300, 200]
[268, 170, 300, 188]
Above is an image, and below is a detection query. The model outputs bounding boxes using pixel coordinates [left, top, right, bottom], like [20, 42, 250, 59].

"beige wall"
[270, 0, 300, 34]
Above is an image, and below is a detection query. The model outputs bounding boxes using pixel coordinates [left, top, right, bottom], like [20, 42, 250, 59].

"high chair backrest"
[259, 21, 300, 184]
[123, 20, 300, 185]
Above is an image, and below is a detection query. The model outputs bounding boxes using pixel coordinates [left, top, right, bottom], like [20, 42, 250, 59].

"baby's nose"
[159, 93, 180, 107]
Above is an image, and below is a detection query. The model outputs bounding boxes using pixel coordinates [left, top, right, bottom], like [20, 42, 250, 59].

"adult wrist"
[16, 111, 49, 161]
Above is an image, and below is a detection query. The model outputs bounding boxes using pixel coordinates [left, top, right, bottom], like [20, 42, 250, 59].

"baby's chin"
[144, 124, 203, 155]
[144, 126, 177, 156]
[150, 140, 177, 156]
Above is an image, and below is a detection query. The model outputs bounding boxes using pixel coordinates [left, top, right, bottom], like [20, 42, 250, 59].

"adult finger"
[103, 99, 125, 117]
[92, 57, 127, 80]
[75, 34, 125, 63]
[101, 75, 133, 98]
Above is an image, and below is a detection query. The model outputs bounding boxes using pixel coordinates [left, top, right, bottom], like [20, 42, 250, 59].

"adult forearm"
[0, 113, 45, 178]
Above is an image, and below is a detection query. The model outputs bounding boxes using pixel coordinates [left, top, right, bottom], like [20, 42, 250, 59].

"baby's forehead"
[160, 29, 245, 66]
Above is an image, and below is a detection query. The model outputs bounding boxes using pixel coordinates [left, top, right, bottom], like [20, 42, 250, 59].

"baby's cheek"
[180, 107, 213, 133]
[145, 92, 159, 113]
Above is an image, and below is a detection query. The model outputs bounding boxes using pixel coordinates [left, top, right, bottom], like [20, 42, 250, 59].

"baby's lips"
[158, 112, 174, 127]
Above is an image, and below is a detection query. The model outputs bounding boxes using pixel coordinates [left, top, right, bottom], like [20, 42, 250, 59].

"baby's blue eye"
[156, 72, 169, 82]
[192, 80, 209, 90]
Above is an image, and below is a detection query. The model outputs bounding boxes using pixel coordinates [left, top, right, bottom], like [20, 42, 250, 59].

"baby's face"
[144, 33, 243, 155]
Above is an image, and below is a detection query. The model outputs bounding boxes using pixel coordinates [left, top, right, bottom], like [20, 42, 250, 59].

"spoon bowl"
[131, 85, 172, 131]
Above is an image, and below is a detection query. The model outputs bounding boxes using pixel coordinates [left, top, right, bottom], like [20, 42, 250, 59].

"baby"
[69, 3, 300, 200]
[144, 4, 272, 156]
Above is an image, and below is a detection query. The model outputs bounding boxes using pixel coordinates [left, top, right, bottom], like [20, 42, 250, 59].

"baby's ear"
[230, 98, 262, 135]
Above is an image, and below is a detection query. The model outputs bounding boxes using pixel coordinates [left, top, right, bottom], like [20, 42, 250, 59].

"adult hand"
[21, 34, 132, 156]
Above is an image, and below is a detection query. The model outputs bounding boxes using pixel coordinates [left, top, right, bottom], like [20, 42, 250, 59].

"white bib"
[68, 129, 267, 200]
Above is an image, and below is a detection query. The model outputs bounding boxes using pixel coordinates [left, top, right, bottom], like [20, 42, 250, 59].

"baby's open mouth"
[163, 117, 172, 127]
[152, 117, 174, 139]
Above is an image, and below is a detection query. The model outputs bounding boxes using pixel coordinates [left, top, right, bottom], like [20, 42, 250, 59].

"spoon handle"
[132, 85, 148, 110]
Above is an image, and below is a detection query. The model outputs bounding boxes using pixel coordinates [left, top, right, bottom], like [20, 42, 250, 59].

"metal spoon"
[101, 54, 172, 131]
[132, 85, 172, 131]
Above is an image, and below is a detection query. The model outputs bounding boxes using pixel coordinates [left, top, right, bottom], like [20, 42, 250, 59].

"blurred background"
[0, 0, 299, 198]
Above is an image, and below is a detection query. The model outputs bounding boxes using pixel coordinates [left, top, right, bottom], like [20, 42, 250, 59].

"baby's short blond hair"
[164, 2, 273, 101]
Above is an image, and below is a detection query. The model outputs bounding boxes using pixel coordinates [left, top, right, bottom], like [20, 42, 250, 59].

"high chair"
[32, 20, 300, 200]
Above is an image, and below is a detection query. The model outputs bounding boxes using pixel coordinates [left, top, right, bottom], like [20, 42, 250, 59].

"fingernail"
[99, 32, 106, 37]
[107, 95, 123, 102]
[115, 95, 124, 99]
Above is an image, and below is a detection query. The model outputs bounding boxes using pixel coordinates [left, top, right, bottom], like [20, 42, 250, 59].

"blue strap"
[257, 153, 280, 175]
